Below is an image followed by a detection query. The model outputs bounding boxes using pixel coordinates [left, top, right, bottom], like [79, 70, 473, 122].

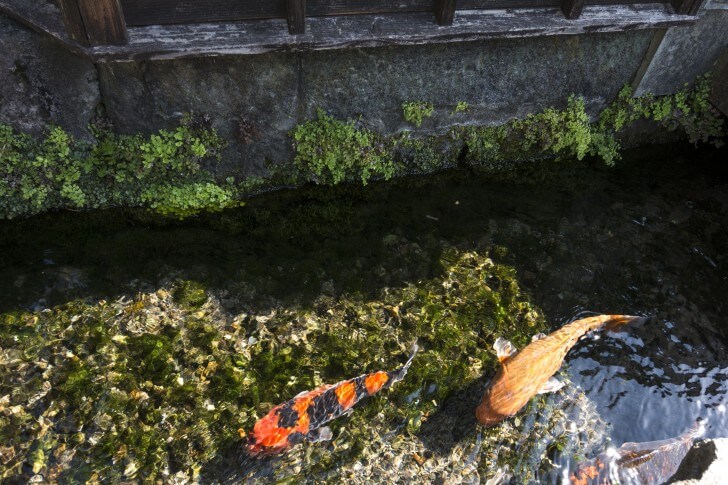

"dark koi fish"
[570, 421, 703, 485]
[476, 314, 645, 427]
[246, 344, 418, 455]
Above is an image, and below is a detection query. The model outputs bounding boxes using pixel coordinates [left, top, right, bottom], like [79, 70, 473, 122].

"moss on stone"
[0, 244, 555, 482]
[1, 75, 724, 220]
[173, 280, 209, 309]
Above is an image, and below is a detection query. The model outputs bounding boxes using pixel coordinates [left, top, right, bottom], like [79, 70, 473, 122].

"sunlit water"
[1, 143, 726, 482]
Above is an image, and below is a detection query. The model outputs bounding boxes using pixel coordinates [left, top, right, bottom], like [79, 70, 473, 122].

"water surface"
[1, 143, 726, 482]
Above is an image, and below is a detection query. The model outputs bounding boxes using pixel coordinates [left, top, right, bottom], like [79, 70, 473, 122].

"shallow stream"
[1, 143, 726, 483]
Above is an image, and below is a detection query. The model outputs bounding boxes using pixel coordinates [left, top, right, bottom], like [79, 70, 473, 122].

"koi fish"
[246, 344, 418, 455]
[569, 421, 703, 485]
[476, 314, 644, 427]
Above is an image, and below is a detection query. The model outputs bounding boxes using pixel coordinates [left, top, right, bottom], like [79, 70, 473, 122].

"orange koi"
[246, 344, 418, 455]
[476, 314, 645, 427]
[570, 421, 703, 485]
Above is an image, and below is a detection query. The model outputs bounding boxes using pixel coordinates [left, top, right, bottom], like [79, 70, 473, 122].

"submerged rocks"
[0, 246, 572, 482]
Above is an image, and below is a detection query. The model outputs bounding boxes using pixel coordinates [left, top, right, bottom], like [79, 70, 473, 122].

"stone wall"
[0, 13, 98, 139]
[1, 8, 726, 178]
[96, 29, 654, 176]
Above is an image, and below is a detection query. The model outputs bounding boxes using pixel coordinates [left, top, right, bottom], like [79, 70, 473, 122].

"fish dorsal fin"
[537, 377, 564, 394]
[531, 332, 547, 342]
[493, 337, 517, 363]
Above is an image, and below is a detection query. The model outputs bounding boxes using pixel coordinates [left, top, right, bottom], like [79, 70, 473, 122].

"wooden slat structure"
[287, 0, 306, 34]
[561, 0, 585, 19]
[670, 0, 705, 14]
[56, 0, 127, 45]
[77, 0, 127, 45]
[56, 0, 88, 45]
[435, 0, 457, 26]
[0, 0, 706, 54]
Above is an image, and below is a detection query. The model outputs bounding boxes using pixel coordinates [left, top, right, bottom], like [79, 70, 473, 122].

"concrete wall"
[96, 30, 654, 176]
[1, 7, 726, 178]
[0, 13, 98, 139]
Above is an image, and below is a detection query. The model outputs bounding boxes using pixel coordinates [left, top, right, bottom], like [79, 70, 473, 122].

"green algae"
[173, 280, 209, 309]
[0, 244, 552, 482]
[2, 75, 723, 221]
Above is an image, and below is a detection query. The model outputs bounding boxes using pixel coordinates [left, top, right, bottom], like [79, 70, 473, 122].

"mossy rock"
[0, 245, 609, 483]
[173, 280, 209, 309]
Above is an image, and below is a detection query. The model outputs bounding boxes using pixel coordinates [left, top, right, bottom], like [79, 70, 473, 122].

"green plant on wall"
[140, 180, 240, 219]
[402, 101, 434, 128]
[291, 108, 395, 185]
[599, 74, 724, 146]
[1, 74, 724, 220]
[452, 101, 470, 114]
[0, 115, 237, 219]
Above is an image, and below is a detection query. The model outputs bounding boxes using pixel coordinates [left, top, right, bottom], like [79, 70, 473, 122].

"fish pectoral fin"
[493, 337, 517, 363]
[537, 377, 565, 394]
[531, 332, 547, 342]
[307, 426, 333, 443]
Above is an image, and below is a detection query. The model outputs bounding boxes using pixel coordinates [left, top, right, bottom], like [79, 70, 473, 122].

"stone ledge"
[1, 1, 698, 62]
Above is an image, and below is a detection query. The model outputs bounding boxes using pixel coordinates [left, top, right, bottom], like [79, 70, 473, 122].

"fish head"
[475, 387, 508, 427]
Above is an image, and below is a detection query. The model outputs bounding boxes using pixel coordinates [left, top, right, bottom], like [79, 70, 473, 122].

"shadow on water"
[1, 142, 728, 481]
[417, 377, 487, 454]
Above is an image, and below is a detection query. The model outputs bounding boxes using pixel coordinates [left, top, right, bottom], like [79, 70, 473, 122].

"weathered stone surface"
[0, 13, 98, 139]
[709, 49, 728, 116]
[705, 0, 728, 10]
[672, 438, 728, 485]
[635, 9, 728, 96]
[97, 53, 300, 177]
[301, 30, 655, 135]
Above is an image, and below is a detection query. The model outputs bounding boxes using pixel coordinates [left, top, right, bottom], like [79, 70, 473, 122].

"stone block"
[709, 49, 728, 115]
[301, 30, 654, 135]
[97, 53, 300, 177]
[0, 13, 99, 139]
[635, 10, 728, 96]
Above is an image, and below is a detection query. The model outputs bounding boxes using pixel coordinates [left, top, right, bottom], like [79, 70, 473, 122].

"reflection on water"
[0, 143, 726, 482]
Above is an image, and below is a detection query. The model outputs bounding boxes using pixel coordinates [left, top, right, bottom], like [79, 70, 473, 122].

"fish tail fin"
[602, 314, 646, 332]
[389, 341, 419, 384]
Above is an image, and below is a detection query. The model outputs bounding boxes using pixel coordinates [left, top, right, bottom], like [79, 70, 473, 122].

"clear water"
[1, 143, 726, 482]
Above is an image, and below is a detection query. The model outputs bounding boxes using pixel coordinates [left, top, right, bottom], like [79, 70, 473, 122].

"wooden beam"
[670, 0, 705, 15]
[561, 0, 585, 20]
[85, 5, 696, 62]
[435, 0, 456, 26]
[77, 0, 128, 45]
[287, 0, 306, 34]
[56, 0, 89, 45]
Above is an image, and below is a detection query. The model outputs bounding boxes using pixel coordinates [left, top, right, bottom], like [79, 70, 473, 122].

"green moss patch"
[2, 75, 723, 221]
[0, 246, 553, 482]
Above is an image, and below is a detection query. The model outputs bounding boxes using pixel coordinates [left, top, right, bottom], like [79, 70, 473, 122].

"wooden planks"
[87, 4, 696, 61]
[287, 0, 306, 34]
[120, 0, 286, 26]
[670, 0, 705, 15]
[77, 0, 128, 45]
[56, 0, 88, 45]
[561, 0, 585, 19]
[435, 0, 457, 26]
[308, 0, 432, 15]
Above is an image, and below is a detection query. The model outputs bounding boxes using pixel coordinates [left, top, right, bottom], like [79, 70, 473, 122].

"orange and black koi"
[246, 344, 418, 455]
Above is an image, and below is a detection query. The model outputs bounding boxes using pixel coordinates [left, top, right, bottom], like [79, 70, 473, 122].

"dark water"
[1, 143, 727, 481]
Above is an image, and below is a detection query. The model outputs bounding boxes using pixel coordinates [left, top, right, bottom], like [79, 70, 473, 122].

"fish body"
[570, 422, 702, 485]
[246, 345, 418, 455]
[476, 314, 643, 427]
